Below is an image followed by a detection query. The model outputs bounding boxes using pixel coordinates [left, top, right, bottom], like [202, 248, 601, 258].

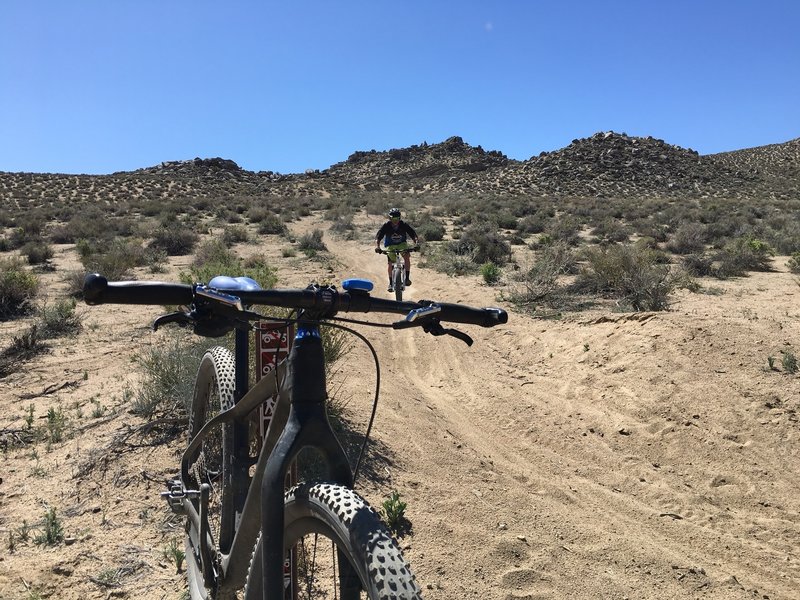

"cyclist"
[374, 208, 419, 292]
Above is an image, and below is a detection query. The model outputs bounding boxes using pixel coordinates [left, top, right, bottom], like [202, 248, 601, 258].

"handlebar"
[83, 273, 508, 329]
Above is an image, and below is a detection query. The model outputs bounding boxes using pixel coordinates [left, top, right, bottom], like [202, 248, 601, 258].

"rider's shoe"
[388, 284, 394, 292]
[405, 278, 412, 286]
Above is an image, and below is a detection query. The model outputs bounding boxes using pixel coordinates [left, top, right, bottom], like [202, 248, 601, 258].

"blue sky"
[1, 1, 798, 175]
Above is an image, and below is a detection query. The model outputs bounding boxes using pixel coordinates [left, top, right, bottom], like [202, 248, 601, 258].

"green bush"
[222, 224, 250, 246]
[786, 252, 800, 274]
[480, 262, 501, 285]
[257, 214, 288, 235]
[37, 298, 82, 339]
[21, 240, 54, 265]
[576, 243, 683, 311]
[666, 223, 707, 255]
[715, 237, 774, 277]
[149, 223, 199, 256]
[0, 258, 39, 320]
[415, 218, 446, 242]
[508, 242, 576, 308]
[78, 239, 146, 280]
[298, 229, 327, 254]
[181, 239, 277, 289]
[449, 223, 512, 266]
[131, 331, 210, 418]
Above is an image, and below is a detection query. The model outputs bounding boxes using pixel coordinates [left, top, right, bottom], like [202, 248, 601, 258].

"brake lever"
[422, 320, 474, 347]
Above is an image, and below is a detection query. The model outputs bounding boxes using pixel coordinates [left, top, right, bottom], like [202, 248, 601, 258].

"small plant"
[788, 252, 800, 275]
[34, 506, 64, 546]
[163, 538, 186, 573]
[24, 403, 35, 429]
[7, 531, 15, 553]
[0, 257, 39, 320]
[782, 350, 798, 375]
[380, 490, 411, 537]
[480, 262, 501, 285]
[46, 406, 67, 443]
[37, 298, 83, 339]
[767, 356, 777, 371]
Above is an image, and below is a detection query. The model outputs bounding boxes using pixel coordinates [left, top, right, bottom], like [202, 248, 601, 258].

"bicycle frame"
[176, 318, 353, 599]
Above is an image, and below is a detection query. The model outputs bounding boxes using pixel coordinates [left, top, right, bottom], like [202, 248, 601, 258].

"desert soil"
[1, 211, 799, 600]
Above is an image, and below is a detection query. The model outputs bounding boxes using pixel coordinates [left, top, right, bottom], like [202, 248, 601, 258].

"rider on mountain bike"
[374, 208, 419, 292]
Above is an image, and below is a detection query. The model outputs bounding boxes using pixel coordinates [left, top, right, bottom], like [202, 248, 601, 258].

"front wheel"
[186, 346, 237, 597]
[394, 267, 404, 302]
[244, 482, 421, 600]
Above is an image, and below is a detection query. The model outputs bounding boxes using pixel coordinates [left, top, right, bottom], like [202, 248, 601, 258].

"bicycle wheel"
[187, 346, 237, 558]
[243, 482, 422, 600]
[394, 267, 404, 302]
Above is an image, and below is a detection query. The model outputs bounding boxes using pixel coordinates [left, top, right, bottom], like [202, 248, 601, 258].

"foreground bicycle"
[83, 272, 507, 599]
[378, 247, 418, 301]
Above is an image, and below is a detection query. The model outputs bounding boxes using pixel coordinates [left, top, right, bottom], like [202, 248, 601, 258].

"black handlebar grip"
[83, 273, 193, 306]
[435, 303, 508, 327]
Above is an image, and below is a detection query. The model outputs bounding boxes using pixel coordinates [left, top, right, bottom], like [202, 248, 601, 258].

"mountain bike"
[83, 272, 507, 600]
[378, 246, 418, 301]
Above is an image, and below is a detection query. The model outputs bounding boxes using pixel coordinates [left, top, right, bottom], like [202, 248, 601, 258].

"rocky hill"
[1, 132, 798, 204]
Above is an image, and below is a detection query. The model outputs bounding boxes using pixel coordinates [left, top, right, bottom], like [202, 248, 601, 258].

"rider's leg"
[403, 252, 412, 285]
[387, 260, 393, 291]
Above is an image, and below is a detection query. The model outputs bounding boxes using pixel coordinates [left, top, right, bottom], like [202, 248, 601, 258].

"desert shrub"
[545, 216, 582, 246]
[0, 237, 9, 252]
[37, 298, 82, 339]
[421, 244, 478, 276]
[480, 262, 501, 285]
[494, 212, 518, 230]
[518, 214, 547, 234]
[449, 223, 512, 266]
[0, 325, 47, 378]
[508, 242, 576, 308]
[666, 223, 707, 255]
[132, 331, 210, 418]
[415, 218, 446, 242]
[181, 239, 277, 289]
[682, 254, 714, 277]
[298, 230, 327, 254]
[21, 240, 54, 265]
[149, 223, 199, 256]
[78, 239, 147, 280]
[0, 258, 39, 320]
[590, 219, 630, 244]
[222, 224, 250, 246]
[787, 252, 800, 274]
[329, 214, 355, 239]
[257, 213, 288, 235]
[49, 210, 113, 243]
[714, 237, 774, 277]
[575, 243, 683, 311]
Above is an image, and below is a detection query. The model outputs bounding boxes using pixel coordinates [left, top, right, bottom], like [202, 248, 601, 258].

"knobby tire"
[187, 346, 237, 597]
[243, 482, 421, 600]
[394, 267, 404, 303]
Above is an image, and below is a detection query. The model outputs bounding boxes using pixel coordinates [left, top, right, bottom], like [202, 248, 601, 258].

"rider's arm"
[404, 223, 419, 245]
[375, 223, 388, 247]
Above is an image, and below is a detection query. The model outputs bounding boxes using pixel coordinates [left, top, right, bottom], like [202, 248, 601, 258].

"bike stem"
[260, 320, 353, 599]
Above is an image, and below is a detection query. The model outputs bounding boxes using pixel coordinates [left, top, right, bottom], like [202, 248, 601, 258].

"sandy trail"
[1, 215, 799, 600]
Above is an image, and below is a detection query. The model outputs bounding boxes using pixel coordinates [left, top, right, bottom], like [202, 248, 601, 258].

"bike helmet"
[388, 208, 401, 218]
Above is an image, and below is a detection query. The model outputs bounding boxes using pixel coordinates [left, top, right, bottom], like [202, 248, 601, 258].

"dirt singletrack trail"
[323, 213, 800, 600]
[1, 212, 799, 600]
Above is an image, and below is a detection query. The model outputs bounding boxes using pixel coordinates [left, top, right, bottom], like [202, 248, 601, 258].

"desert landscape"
[1, 132, 799, 600]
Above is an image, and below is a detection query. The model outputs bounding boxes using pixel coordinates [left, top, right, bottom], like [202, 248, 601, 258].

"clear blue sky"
[2, 1, 798, 175]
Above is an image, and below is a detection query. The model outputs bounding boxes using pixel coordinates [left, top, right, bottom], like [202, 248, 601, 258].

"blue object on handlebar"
[208, 276, 263, 292]
[342, 278, 374, 293]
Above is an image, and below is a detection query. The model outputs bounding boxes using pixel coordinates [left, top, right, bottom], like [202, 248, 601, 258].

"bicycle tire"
[394, 267, 404, 302]
[243, 482, 422, 600]
[187, 346, 237, 566]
